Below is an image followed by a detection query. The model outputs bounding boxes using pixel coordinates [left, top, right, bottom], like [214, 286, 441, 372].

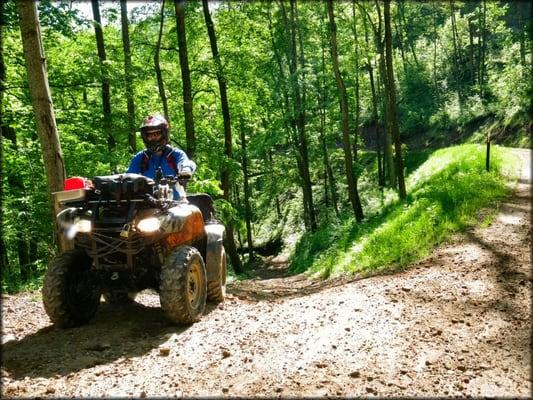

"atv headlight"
[137, 217, 161, 233]
[75, 219, 92, 233]
[64, 218, 92, 239]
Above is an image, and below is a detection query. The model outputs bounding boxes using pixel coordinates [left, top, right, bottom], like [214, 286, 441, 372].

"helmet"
[140, 115, 169, 153]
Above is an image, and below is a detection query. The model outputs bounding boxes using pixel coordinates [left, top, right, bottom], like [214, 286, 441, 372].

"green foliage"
[398, 64, 441, 134]
[290, 145, 518, 278]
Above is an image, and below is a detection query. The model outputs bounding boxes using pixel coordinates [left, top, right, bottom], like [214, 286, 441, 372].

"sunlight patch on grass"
[290, 144, 519, 278]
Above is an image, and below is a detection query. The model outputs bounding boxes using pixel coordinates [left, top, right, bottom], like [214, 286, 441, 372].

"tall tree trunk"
[369, 65, 384, 187]
[202, 0, 243, 273]
[351, 2, 361, 167]
[267, 7, 297, 222]
[267, 149, 282, 220]
[318, 10, 339, 216]
[17, 1, 67, 251]
[17, 237, 29, 281]
[327, 0, 364, 222]
[174, 0, 196, 158]
[432, 0, 438, 89]
[120, 0, 136, 154]
[239, 117, 253, 259]
[361, 5, 384, 187]
[0, 0, 9, 270]
[294, 0, 316, 231]
[450, 1, 464, 105]
[375, 0, 395, 187]
[384, 0, 406, 199]
[91, 0, 115, 154]
[468, 17, 476, 85]
[155, 0, 169, 122]
[279, 0, 317, 232]
[479, 0, 487, 98]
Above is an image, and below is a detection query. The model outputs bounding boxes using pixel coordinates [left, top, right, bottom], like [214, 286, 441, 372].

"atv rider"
[127, 115, 196, 199]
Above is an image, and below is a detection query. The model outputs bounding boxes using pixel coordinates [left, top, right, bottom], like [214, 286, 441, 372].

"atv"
[43, 168, 226, 328]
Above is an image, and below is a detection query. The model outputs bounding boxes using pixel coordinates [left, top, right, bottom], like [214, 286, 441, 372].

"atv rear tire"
[207, 245, 226, 303]
[159, 246, 207, 324]
[42, 249, 100, 328]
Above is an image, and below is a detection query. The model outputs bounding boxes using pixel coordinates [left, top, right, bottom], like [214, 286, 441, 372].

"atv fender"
[205, 223, 225, 281]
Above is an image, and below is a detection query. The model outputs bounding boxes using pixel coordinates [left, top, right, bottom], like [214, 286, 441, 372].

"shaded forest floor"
[1, 149, 530, 397]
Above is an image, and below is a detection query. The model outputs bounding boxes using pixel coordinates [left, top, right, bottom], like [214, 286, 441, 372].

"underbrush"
[289, 144, 519, 278]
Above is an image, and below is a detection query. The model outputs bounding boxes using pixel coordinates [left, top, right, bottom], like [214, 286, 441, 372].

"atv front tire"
[42, 249, 100, 328]
[206, 245, 227, 303]
[159, 246, 207, 324]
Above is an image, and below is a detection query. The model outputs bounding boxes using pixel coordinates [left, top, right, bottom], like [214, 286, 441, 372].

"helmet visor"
[142, 128, 166, 152]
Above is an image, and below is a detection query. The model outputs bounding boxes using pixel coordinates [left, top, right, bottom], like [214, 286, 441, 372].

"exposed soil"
[1, 149, 531, 398]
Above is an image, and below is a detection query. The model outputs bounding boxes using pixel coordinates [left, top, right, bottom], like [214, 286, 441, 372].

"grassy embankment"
[290, 144, 520, 278]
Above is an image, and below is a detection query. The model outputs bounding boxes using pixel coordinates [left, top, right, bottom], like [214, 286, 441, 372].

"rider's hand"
[178, 169, 192, 179]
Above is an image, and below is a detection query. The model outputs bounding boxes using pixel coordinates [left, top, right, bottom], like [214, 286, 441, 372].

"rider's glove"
[178, 168, 192, 179]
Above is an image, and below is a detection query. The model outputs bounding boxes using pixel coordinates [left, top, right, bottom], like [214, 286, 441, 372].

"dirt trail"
[1, 149, 531, 398]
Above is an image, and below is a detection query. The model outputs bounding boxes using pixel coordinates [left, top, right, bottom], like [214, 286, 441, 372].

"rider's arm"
[173, 149, 196, 175]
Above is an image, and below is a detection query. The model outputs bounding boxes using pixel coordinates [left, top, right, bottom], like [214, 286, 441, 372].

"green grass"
[289, 144, 519, 278]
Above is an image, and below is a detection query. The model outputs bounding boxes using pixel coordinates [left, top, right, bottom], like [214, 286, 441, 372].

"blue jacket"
[127, 146, 196, 198]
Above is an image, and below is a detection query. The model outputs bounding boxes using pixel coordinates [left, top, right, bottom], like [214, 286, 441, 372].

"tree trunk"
[433, 0, 438, 89]
[351, 2, 361, 168]
[239, 117, 253, 259]
[267, 149, 282, 220]
[374, 0, 395, 188]
[267, 7, 296, 223]
[479, 0, 487, 97]
[279, 0, 317, 232]
[91, 0, 115, 154]
[384, 0, 406, 199]
[361, 6, 384, 188]
[369, 65, 384, 187]
[174, 0, 196, 158]
[155, 0, 169, 122]
[17, 237, 29, 281]
[294, 0, 316, 231]
[317, 10, 340, 217]
[450, 1, 464, 105]
[468, 17, 476, 85]
[120, 0, 136, 154]
[202, 0, 243, 273]
[0, 0, 9, 270]
[17, 1, 67, 251]
[327, 0, 364, 222]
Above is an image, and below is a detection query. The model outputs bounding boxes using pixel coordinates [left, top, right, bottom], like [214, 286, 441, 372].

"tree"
[239, 117, 253, 258]
[317, 6, 339, 216]
[202, 0, 243, 273]
[174, 0, 196, 158]
[327, 0, 364, 222]
[120, 0, 136, 153]
[279, 0, 317, 232]
[155, 0, 169, 122]
[91, 0, 115, 154]
[17, 1, 66, 249]
[383, 0, 406, 199]
[0, 0, 8, 269]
